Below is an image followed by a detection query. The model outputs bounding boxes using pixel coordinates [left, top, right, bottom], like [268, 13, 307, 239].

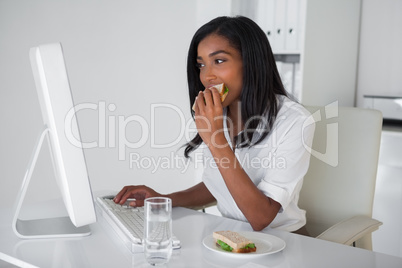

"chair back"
[299, 106, 383, 237]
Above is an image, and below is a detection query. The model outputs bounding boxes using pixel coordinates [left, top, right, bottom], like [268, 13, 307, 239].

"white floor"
[372, 126, 402, 258]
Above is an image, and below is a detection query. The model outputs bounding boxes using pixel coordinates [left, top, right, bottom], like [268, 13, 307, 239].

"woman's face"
[196, 34, 243, 107]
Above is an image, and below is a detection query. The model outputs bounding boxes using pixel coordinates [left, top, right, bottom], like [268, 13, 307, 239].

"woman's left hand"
[193, 87, 226, 148]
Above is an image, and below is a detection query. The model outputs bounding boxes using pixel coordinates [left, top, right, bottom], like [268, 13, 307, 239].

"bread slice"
[232, 246, 257, 253]
[213, 231, 256, 253]
[213, 83, 229, 103]
[192, 83, 229, 111]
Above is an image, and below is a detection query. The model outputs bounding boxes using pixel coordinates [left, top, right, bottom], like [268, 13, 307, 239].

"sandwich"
[192, 83, 229, 111]
[213, 231, 256, 253]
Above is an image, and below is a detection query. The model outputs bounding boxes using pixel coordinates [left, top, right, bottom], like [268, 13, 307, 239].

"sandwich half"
[192, 83, 229, 111]
[213, 231, 257, 253]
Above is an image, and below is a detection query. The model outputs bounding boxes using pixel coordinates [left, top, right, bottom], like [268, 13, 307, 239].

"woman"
[114, 16, 315, 232]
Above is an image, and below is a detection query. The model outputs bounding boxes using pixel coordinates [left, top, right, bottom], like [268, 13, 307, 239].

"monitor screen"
[12, 42, 97, 238]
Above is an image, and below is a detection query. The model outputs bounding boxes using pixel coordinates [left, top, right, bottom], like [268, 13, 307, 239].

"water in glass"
[144, 197, 172, 265]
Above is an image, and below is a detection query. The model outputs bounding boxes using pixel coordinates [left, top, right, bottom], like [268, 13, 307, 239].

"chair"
[299, 105, 383, 250]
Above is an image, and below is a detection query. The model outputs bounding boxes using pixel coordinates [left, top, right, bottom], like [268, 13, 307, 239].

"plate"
[202, 231, 286, 257]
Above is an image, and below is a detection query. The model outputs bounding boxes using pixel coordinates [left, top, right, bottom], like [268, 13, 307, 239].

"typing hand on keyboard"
[121, 198, 137, 208]
[113, 185, 161, 207]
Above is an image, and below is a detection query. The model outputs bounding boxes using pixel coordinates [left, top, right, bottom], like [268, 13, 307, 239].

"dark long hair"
[184, 16, 287, 158]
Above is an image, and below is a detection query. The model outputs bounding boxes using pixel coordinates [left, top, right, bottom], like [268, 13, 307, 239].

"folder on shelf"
[285, 0, 300, 51]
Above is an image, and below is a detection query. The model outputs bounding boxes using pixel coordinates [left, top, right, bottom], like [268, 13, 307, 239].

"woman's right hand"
[193, 88, 226, 148]
[113, 185, 161, 207]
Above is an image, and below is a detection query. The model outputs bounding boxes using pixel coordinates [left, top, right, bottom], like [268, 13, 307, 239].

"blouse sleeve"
[257, 110, 315, 211]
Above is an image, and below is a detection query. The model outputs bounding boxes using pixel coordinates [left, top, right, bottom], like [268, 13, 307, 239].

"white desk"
[1, 205, 402, 268]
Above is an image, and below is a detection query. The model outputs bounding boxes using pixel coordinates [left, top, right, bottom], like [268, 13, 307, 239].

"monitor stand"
[12, 127, 91, 239]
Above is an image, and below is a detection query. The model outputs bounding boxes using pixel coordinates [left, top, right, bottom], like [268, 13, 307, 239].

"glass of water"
[144, 197, 172, 266]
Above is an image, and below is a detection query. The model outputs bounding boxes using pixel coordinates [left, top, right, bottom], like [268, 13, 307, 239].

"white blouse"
[201, 95, 315, 232]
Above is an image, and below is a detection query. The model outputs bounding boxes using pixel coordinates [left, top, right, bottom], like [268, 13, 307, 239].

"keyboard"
[96, 195, 181, 253]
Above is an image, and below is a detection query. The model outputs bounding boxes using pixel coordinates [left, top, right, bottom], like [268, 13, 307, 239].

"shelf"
[274, 53, 300, 63]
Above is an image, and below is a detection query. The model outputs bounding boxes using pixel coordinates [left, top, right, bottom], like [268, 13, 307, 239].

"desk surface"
[1, 205, 402, 268]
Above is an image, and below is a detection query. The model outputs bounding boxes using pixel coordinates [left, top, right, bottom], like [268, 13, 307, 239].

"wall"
[356, 0, 402, 107]
[356, 1, 402, 258]
[0, 0, 206, 209]
[300, 0, 361, 107]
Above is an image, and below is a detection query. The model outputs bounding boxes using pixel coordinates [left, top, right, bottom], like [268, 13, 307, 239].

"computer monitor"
[12, 43, 97, 238]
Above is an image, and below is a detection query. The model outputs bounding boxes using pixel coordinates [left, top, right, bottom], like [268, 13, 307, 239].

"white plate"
[202, 231, 286, 257]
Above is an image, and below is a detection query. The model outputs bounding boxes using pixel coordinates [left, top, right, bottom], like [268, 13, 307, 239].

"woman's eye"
[215, 59, 225, 64]
[196, 62, 204, 69]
